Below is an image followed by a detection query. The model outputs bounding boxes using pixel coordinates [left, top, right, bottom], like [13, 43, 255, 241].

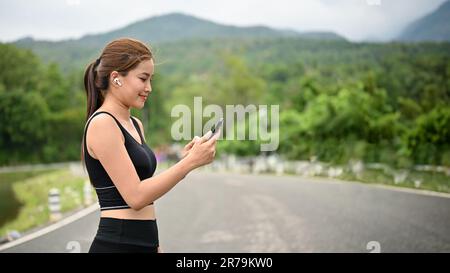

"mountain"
[398, 1, 450, 42]
[20, 13, 345, 46]
[11, 13, 345, 72]
[78, 13, 297, 45]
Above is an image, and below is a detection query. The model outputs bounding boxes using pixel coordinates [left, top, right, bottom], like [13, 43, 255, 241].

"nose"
[145, 81, 152, 93]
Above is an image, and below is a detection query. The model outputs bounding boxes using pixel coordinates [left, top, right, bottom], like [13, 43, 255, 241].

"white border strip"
[369, 183, 450, 199]
[290, 174, 450, 199]
[304, 175, 450, 198]
[296, 174, 450, 199]
[0, 203, 99, 252]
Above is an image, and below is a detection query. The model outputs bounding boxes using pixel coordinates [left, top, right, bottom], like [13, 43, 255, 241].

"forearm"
[135, 157, 194, 209]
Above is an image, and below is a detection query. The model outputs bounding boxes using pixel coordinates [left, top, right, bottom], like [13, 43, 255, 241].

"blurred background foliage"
[1, 32, 449, 168]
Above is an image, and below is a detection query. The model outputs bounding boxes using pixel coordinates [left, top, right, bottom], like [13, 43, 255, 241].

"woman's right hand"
[185, 130, 220, 170]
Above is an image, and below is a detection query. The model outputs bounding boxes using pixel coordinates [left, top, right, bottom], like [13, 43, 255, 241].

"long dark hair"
[81, 38, 153, 168]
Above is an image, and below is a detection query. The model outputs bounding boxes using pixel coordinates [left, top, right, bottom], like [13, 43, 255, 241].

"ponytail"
[80, 58, 104, 170]
[84, 59, 103, 121]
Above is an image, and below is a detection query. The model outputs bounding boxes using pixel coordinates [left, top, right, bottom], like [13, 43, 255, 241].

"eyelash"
[140, 78, 152, 82]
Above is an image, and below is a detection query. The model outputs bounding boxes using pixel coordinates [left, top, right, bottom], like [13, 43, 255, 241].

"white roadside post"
[48, 188, 61, 221]
[83, 180, 93, 206]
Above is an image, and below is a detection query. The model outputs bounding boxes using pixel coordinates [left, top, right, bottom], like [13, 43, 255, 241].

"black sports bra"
[83, 111, 157, 211]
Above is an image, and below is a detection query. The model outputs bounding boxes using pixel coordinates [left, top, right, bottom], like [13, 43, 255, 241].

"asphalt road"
[2, 171, 450, 253]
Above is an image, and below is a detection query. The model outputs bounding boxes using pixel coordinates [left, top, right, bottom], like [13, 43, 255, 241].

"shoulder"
[86, 113, 124, 146]
[89, 113, 119, 131]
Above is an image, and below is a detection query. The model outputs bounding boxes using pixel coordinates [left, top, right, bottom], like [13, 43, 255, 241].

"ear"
[110, 71, 119, 79]
[110, 71, 122, 87]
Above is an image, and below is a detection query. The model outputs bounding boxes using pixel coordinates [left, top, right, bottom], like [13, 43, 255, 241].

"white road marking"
[0, 203, 99, 252]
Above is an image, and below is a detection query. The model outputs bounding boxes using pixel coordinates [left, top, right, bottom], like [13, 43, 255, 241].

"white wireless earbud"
[114, 78, 122, 86]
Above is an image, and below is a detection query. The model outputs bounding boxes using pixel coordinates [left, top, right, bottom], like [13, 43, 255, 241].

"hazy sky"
[0, 0, 446, 42]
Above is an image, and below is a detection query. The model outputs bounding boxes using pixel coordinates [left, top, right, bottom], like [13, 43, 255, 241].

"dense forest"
[1, 37, 449, 168]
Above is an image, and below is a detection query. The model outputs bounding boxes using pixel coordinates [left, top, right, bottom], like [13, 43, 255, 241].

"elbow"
[127, 198, 146, 211]
[125, 183, 155, 211]
[121, 182, 143, 210]
[125, 191, 146, 211]
[123, 189, 142, 210]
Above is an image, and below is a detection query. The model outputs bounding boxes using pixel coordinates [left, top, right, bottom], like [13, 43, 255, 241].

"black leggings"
[89, 217, 159, 253]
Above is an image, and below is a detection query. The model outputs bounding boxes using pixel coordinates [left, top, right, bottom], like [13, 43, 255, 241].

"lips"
[139, 95, 148, 100]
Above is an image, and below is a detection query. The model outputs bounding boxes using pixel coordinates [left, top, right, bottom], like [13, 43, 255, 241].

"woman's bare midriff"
[101, 204, 156, 220]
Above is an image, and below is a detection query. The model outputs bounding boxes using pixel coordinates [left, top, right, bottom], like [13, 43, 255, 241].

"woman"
[81, 38, 219, 253]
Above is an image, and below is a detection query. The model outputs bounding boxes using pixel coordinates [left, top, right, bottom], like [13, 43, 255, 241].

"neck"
[100, 93, 131, 121]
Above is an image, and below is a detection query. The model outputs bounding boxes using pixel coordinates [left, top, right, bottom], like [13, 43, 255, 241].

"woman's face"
[117, 59, 154, 109]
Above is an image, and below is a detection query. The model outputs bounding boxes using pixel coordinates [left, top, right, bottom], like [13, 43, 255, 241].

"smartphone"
[209, 118, 223, 140]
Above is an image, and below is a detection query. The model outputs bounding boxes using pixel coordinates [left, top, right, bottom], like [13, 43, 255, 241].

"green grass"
[0, 168, 96, 238]
[0, 169, 56, 184]
[0, 169, 56, 228]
